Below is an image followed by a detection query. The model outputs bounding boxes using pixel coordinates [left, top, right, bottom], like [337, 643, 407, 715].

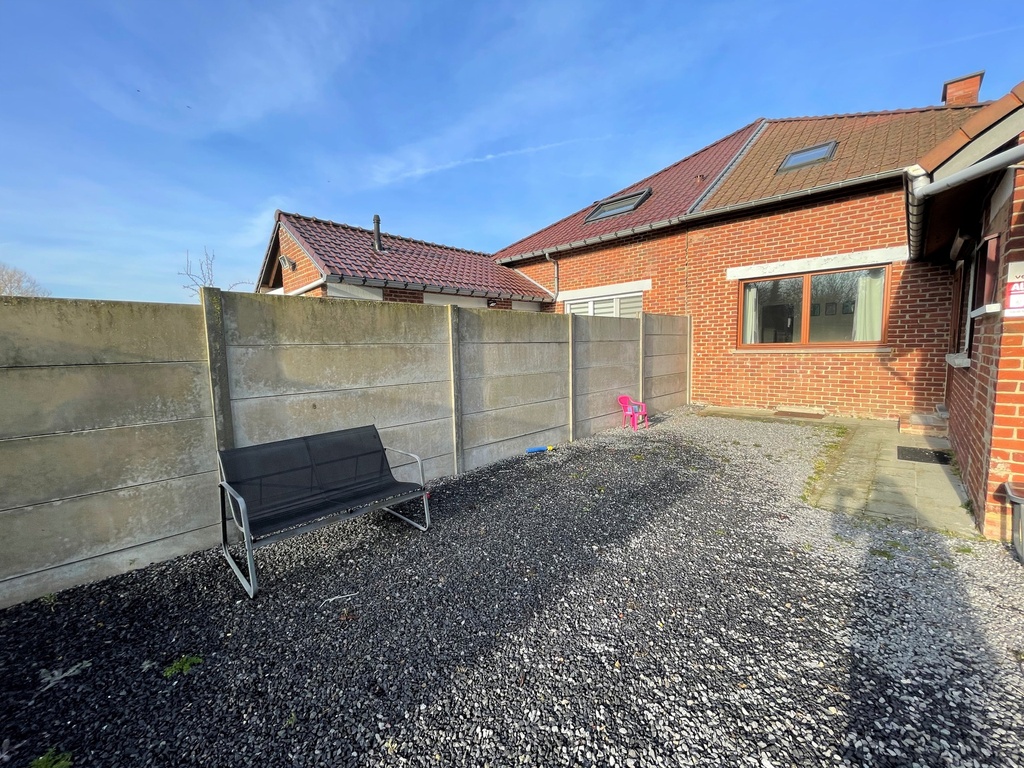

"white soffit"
[726, 246, 908, 282]
[327, 282, 383, 300]
[557, 279, 652, 302]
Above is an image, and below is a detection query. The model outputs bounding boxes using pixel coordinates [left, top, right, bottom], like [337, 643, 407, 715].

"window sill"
[945, 352, 971, 368]
[969, 303, 1001, 319]
[733, 346, 892, 355]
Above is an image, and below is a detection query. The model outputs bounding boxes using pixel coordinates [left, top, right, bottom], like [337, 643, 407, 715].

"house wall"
[0, 297, 219, 608]
[948, 162, 1024, 539]
[0, 292, 690, 606]
[279, 229, 328, 297]
[518, 188, 950, 419]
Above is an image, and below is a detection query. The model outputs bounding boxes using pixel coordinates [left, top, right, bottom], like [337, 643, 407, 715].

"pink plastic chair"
[617, 395, 649, 431]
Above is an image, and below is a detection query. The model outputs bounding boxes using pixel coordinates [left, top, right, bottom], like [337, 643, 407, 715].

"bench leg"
[220, 487, 259, 598]
[383, 492, 431, 532]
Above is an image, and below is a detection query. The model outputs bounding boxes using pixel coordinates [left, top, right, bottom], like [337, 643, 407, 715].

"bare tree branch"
[0, 262, 51, 297]
[179, 248, 252, 297]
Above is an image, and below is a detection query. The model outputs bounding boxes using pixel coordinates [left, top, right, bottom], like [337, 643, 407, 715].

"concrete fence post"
[200, 287, 235, 452]
[638, 312, 647, 405]
[567, 313, 575, 442]
[448, 304, 464, 474]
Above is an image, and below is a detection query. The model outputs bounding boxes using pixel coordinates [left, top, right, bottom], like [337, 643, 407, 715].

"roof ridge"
[766, 102, 989, 123]
[279, 211, 493, 258]
[493, 119, 764, 259]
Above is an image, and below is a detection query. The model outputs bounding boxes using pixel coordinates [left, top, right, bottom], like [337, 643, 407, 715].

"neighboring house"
[256, 211, 552, 311]
[494, 71, 1024, 540]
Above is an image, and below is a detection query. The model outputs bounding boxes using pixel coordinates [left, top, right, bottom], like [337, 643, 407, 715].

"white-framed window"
[565, 293, 643, 318]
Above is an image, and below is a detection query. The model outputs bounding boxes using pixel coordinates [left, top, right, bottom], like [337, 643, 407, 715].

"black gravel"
[2, 410, 1023, 767]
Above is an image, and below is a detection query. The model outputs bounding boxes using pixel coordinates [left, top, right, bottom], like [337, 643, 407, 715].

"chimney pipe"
[373, 214, 383, 253]
[942, 71, 984, 106]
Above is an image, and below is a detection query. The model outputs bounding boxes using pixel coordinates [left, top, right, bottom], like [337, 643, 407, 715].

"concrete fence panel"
[221, 293, 455, 483]
[573, 315, 642, 438]
[644, 314, 691, 414]
[0, 297, 218, 609]
[459, 309, 570, 470]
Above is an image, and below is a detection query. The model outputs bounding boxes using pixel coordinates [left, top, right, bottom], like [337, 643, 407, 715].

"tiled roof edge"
[279, 211, 493, 259]
[766, 102, 988, 123]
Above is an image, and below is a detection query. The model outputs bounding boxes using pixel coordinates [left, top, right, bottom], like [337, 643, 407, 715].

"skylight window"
[585, 188, 651, 223]
[778, 141, 838, 172]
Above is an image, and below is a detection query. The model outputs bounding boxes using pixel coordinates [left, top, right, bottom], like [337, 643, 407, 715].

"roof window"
[778, 141, 837, 172]
[585, 188, 651, 223]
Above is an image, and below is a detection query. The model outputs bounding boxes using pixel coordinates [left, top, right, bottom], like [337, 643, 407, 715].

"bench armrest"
[384, 446, 426, 486]
[220, 480, 250, 532]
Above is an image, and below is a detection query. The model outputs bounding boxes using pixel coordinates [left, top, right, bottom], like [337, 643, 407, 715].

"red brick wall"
[951, 161, 1024, 539]
[382, 287, 424, 303]
[279, 230, 327, 296]
[519, 188, 949, 418]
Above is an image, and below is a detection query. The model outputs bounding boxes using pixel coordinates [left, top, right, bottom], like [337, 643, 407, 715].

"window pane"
[592, 298, 616, 317]
[741, 277, 803, 344]
[567, 301, 590, 315]
[809, 268, 884, 342]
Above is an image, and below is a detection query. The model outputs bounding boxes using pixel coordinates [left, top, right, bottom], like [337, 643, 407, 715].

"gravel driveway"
[2, 410, 1023, 767]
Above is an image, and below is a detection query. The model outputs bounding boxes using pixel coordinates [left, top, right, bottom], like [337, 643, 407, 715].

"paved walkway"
[702, 408, 981, 538]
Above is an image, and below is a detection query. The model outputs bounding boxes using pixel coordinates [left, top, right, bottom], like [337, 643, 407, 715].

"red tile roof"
[277, 212, 552, 302]
[494, 103, 986, 263]
[704, 105, 984, 209]
[492, 120, 763, 262]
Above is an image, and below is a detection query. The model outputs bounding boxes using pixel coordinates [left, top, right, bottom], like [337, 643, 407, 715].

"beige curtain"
[853, 269, 884, 341]
[742, 284, 760, 344]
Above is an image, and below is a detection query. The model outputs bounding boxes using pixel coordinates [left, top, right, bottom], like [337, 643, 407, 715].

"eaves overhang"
[495, 169, 906, 266]
[326, 274, 553, 304]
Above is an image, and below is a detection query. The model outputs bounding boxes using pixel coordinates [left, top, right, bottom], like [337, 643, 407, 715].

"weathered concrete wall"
[0, 297, 217, 609]
[0, 292, 691, 607]
[573, 316, 643, 438]
[644, 314, 691, 414]
[458, 309, 570, 471]
[222, 293, 455, 482]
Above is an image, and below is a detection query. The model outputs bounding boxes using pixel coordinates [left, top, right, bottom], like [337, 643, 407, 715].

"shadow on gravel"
[0, 425, 726, 765]
[829, 486, 1016, 766]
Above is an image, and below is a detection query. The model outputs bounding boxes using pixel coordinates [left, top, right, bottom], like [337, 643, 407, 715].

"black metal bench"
[218, 424, 430, 597]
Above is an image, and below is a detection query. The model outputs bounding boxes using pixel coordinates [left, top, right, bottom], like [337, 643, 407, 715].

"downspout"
[545, 250, 559, 304]
[905, 164, 930, 261]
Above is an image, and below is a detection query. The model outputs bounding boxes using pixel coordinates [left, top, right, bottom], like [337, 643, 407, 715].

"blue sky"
[1, 1, 1021, 304]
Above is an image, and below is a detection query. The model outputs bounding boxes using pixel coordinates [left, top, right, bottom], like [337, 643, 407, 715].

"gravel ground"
[2, 410, 1024, 767]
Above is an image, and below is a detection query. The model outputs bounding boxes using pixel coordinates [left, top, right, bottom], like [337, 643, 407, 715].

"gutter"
[287, 277, 326, 296]
[328, 274, 552, 304]
[905, 142, 1024, 260]
[496, 169, 905, 265]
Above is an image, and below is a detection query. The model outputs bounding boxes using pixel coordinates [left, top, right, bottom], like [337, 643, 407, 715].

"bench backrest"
[218, 425, 397, 518]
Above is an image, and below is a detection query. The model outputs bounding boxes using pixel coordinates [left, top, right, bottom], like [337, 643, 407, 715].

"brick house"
[494, 72, 1024, 540]
[256, 211, 552, 311]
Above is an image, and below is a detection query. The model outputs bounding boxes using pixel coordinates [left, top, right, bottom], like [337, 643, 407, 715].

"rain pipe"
[545, 251, 559, 302]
